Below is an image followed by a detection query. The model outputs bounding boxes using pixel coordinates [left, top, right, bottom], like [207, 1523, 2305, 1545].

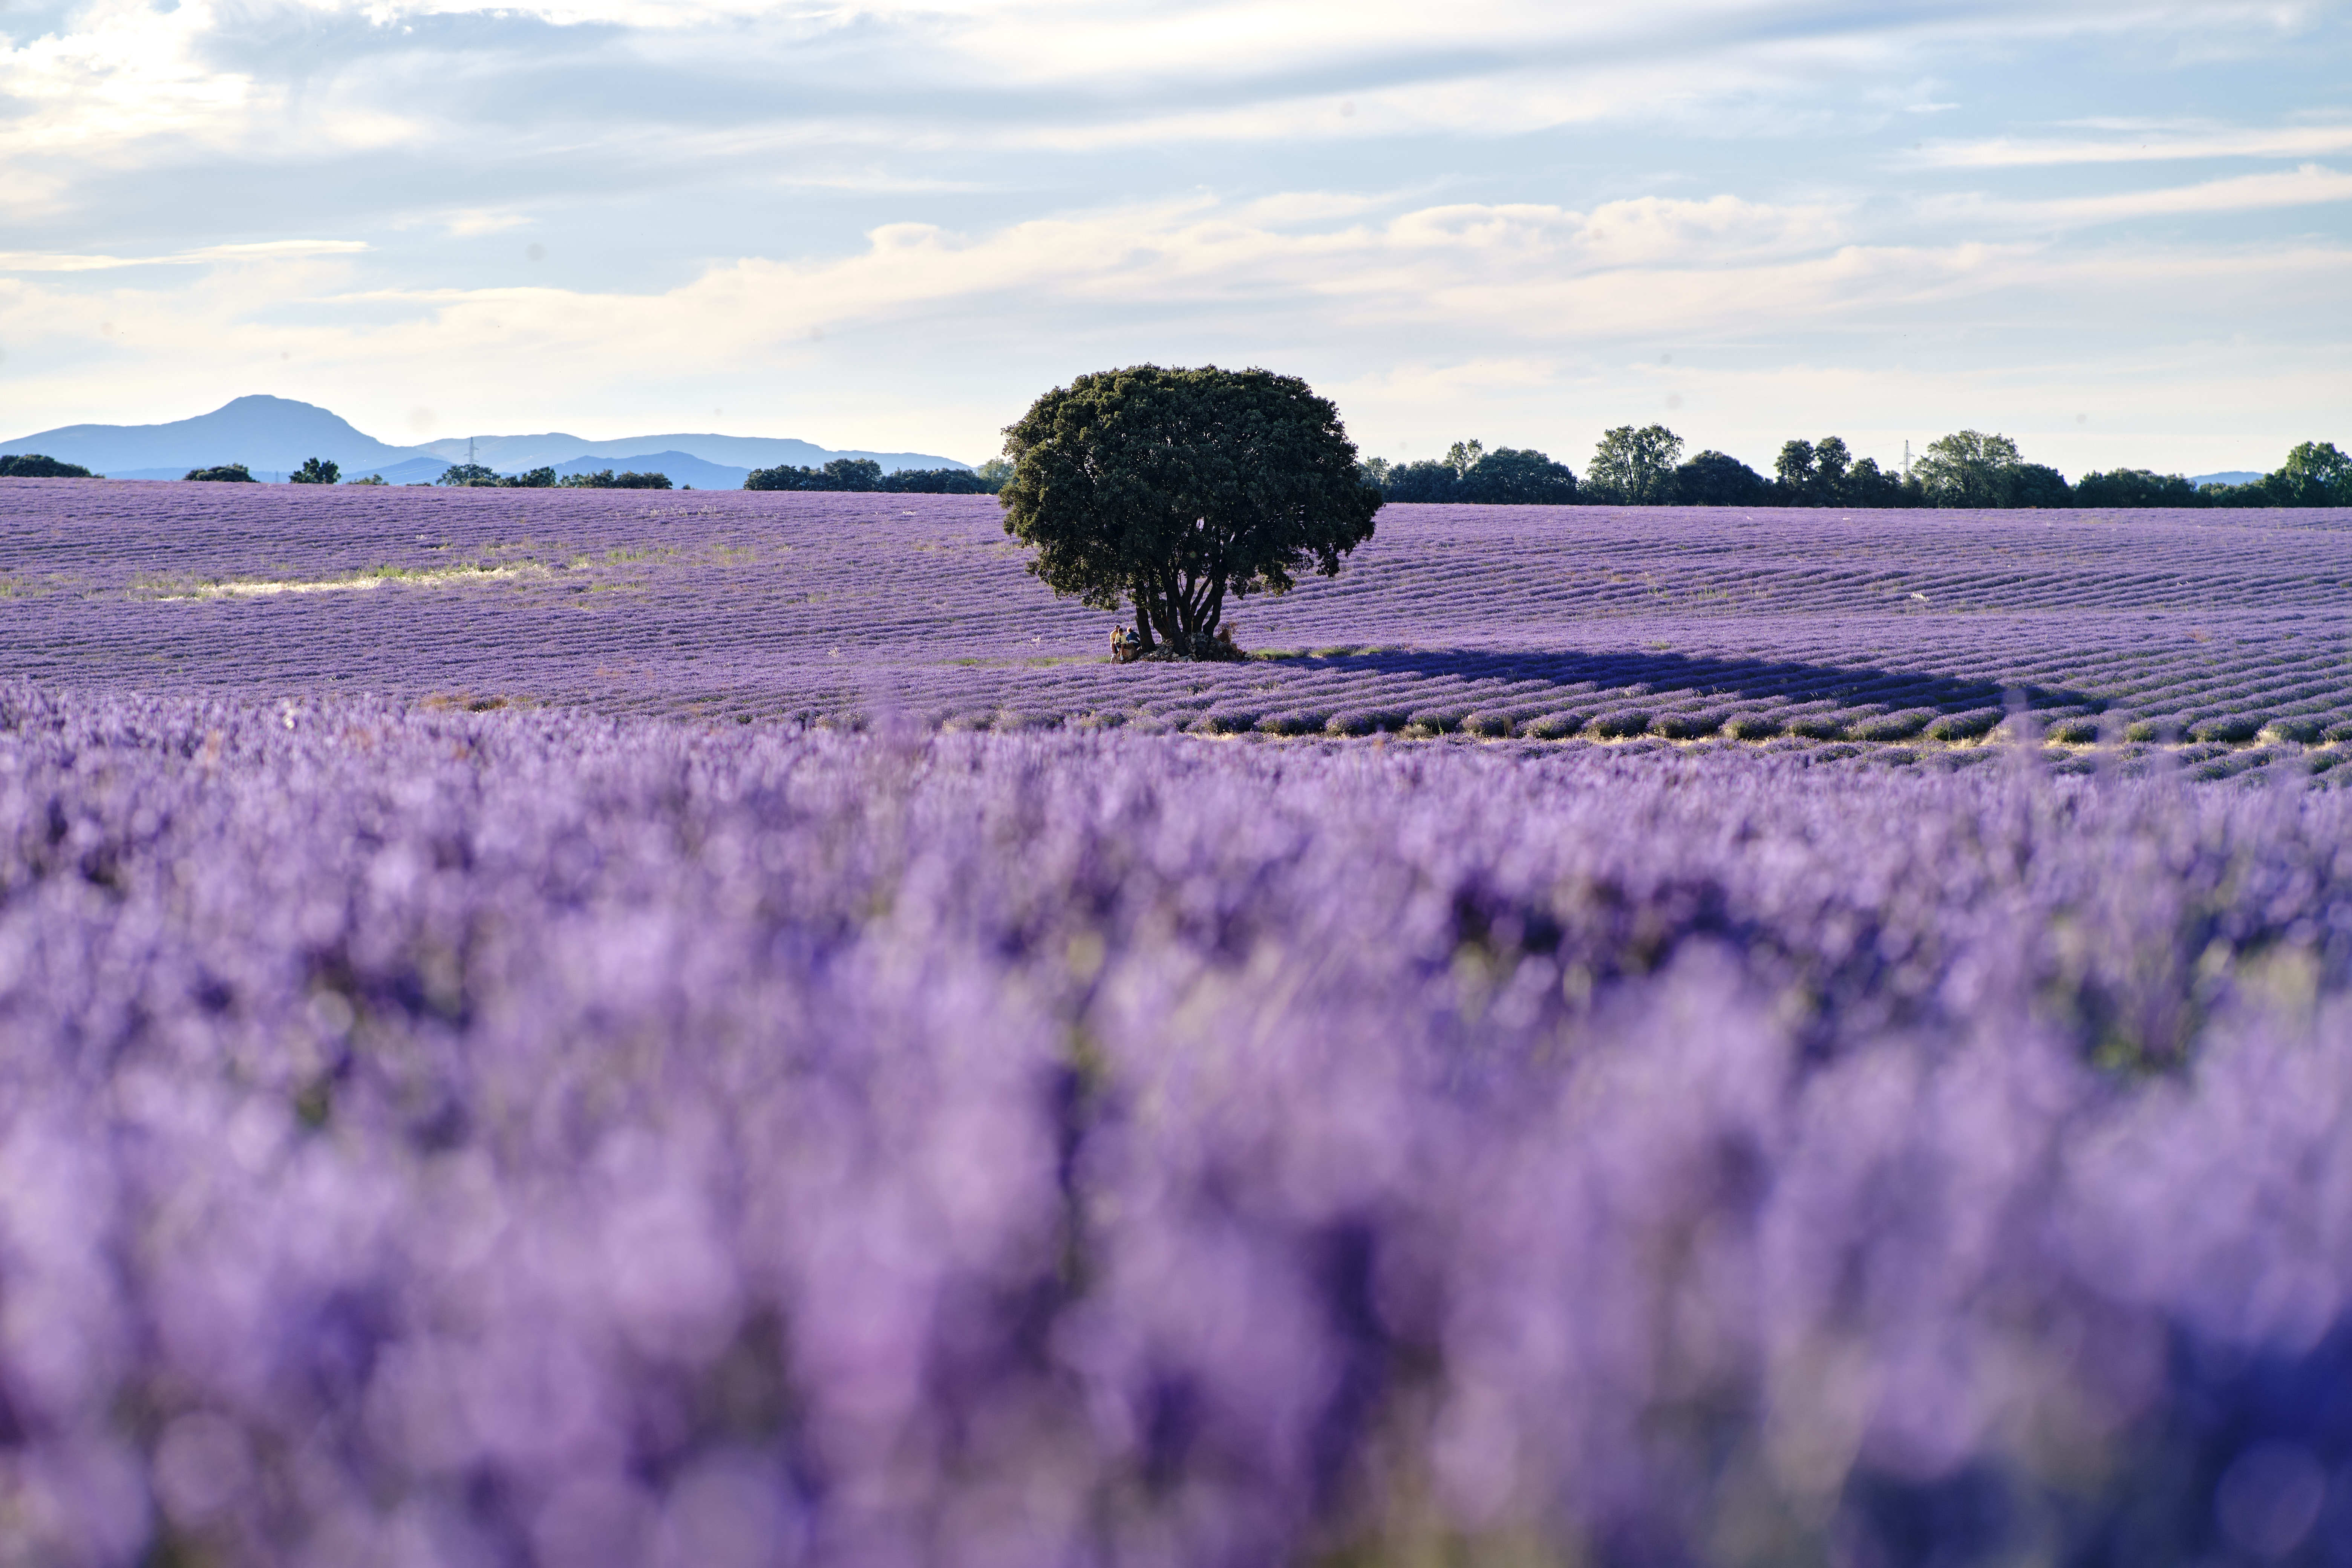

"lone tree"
[1000, 365, 1381, 658]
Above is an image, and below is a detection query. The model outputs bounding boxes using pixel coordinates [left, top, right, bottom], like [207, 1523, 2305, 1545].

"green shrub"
[1648, 711, 1722, 740]
[1591, 710, 1653, 738]
[1787, 712, 1851, 741]
[1854, 709, 1938, 742]
[2046, 716, 2102, 744]
[2262, 717, 2328, 744]
[1925, 709, 2003, 742]
[2122, 717, 2174, 743]
[184, 464, 255, 482]
[1724, 713, 1784, 740]
[0, 453, 97, 478]
[2190, 715, 2264, 744]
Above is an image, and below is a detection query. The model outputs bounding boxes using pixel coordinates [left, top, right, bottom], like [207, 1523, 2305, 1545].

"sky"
[1, 0, 2347, 473]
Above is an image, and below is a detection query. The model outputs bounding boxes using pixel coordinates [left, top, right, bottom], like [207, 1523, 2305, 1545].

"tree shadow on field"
[1279, 645, 2099, 716]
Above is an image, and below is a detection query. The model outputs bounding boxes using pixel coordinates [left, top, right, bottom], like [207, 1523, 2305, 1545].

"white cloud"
[0, 240, 369, 273]
[1929, 162, 2352, 227]
[1908, 120, 2352, 167]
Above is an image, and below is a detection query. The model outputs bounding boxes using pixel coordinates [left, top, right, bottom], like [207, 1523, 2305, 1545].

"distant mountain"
[2, 396, 415, 476]
[412, 430, 954, 474]
[545, 452, 752, 489]
[2188, 470, 2262, 487]
[1, 395, 970, 481]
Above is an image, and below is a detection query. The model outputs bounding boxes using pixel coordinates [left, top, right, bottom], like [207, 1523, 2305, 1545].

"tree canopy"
[558, 469, 670, 490]
[1586, 425, 1684, 504]
[184, 464, 255, 483]
[1000, 364, 1381, 658]
[1361, 443, 1577, 504]
[0, 453, 96, 478]
[1914, 430, 2021, 507]
[1674, 450, 1769, 506]
[289, 457, 340, 485]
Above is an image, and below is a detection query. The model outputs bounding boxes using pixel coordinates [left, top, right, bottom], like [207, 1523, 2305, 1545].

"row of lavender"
[3, 482, 2348, 775]
[4, 685, 2352, 1565]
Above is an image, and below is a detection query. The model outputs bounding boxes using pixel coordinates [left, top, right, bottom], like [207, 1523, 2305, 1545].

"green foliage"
[1674, 450, 1768, 506]
[0, 453, 96, 478]
[1774, 437, 1849, 504]
[1459, 447, 1578, 504]
[1380, 460, 1462, 502]
[1915, 430, 2021, 507]
[2008, 462, 2074, 508]
[972, 457, 1014, 492]
[346, 474, 388, 486]
[2075, 468, 2204, 507]
[183, 464, 256, 483]
[1000, 363, 1381, 657]
[1444, 439, 1485, 475]
[1841, 458, 1911, 507]
[1586, 425, 1684, 504]
[558, 469, 672, 489]
[882, 467, 994, 494]
[288, 457, 340, 485]
[744, 458, 883, 491]
[435, 463, 498, 486]
[2268, 440, 2352, 506]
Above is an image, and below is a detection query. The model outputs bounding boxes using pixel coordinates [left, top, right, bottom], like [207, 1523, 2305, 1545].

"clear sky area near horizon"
[1, 0, 2346, 475]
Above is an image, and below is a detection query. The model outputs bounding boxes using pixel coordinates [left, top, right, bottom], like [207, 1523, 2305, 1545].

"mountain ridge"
[0, 395, 970, 479]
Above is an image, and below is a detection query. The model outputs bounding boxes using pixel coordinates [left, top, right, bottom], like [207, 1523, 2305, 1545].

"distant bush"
[0, 453, 96, 478]
[1462, 447, 1577, 504]
[184, 464, 256, 483]
[745, 458, 883, 492]
[1765, 439, 1916, 507]
[2075, 468, 2203, 507]
[1358, 441, 1576, 504]
[1675, 451, 1769, 506]
[346, 474, 388, 486]
[559, 470, 671, 490]
[880, 467, 994, 494]
[1376, 459, 1463, 502]
[288, 458, 340, 485]
[2009, 462, 2073, 508]
[432, 464, 558, 488]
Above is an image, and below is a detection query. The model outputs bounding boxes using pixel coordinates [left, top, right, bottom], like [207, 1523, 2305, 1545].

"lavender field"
[4, 478, 2349, 774]
[3, 479, 2352, 1566]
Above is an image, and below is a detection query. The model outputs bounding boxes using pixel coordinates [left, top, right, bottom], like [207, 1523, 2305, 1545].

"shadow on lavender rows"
[2, 681, 2349, 1567]
[1264, 644, 2093, 712]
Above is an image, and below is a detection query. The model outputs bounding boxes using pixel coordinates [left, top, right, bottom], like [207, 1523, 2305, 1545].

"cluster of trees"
[0, 453, 95, 478]
[435, 464, 672, 489]
[743, 458, 1009, 493]
[1360, 441, 1580, 504]
[1358, 427, 2352, 509]
[184, 464, 257, 483]
[2076, 442, 2350, 508]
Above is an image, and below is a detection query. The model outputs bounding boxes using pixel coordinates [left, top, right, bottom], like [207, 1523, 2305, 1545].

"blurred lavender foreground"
[5, 684, 2352, 1567]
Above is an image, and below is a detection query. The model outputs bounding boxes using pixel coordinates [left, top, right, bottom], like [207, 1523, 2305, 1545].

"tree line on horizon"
[3, 430, 2343, 508]
[742, 457, 1009, 493]
[1360, 429, 2352, 509]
